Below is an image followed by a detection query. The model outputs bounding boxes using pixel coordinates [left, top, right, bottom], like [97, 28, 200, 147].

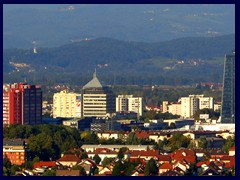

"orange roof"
[159, 163, 173, 170]
[158, 155, 171, 162]
[34, 161, 56, 169]
[58, 154, 81, 162]
[229, 145, 235, 151]
[135, 131, 150, 139]
[129, 150, 159, 157]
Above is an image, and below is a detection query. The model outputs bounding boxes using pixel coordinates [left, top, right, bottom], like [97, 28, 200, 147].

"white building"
[116, 95, 142, 116]
[198, 96, 214, 109]
[180, 95, 214, 118]
[53, 90, 81, 118]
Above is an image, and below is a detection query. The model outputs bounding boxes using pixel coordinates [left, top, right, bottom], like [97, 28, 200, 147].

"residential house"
[77, 158, 97, 175]
[159, 163, 173, 175]
[56, 154, 81, 167]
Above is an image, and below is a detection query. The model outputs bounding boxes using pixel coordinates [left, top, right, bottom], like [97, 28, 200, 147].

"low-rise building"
[3, 139, 27, 165]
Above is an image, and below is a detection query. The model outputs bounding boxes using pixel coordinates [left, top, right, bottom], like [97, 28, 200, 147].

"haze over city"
[3, 4, 235, 177]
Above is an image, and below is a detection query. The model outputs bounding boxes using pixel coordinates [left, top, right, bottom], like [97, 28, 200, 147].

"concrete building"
[162, 101, 169, 113]
[81, 71, 115, 118]
[181, 95, 214, 118]
[198, 96, 214, 109]
[53, 90, 81, 118]
[3, 83, 42, 125]
[168, 103, 181, 116]
[116, 95, 142, 116]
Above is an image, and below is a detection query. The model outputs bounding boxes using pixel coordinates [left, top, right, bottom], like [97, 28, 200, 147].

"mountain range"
[3, 34, 235, 86]
[3, 4, 235, 48]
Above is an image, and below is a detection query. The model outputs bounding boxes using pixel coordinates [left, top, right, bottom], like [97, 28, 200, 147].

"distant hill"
[3, 34, 235, 86]
[3, 4, 234, 48]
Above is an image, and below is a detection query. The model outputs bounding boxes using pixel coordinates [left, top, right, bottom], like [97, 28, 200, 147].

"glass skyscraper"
[221, 50, 235, 123]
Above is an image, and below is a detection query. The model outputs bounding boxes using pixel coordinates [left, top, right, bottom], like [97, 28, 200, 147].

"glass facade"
[221, 51, 235, 123]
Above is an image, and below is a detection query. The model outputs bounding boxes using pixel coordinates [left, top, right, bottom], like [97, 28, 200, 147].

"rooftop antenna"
[93, 68, 97, 78]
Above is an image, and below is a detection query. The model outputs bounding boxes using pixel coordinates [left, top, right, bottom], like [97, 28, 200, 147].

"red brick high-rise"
[3, 83, 42, 126]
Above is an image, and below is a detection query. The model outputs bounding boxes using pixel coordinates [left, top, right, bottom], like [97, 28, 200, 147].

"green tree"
[126, 132, 139, 145]
[168, 133, 191, 151]
[112, 161, 124, 176]
[144, 158, 158, 176]
[93, 154, 101, 164]
[80, 152, 88, 159]
[102, 157, 114, 167]
[198, 136, 210, 149]
[71, 165, 86, 175]
[222, 136, 235, 153]
[10, 165, 20, 176]
[3, 167, 9, 176]
[41, 169, 56, 176]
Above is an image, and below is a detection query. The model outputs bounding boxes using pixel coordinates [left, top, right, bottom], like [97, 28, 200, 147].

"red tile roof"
[135, 131, 150, 139]
[33, 161, 56, 169]
[159, 163, 173, 170]
[158, 155, 171, 162]
[58, 154, 81, 162]
[229, 145, 235, 151]
[129, 150, 159, 157]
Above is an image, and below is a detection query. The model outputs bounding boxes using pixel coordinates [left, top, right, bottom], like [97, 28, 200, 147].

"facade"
[3, 83, 42, 125]
[53, 90, 81, 118]
[168, 103, 181, 116]
[90, 119, 121, 132]
[3, 139, 27, 165]
[181, 95, 214, 118]
[116, 95, 142, 116]
[198, 97, 214, 110]
[221, 51, 235, 123]
[162, 101, 169, 113]
[81, 71, 115, 118]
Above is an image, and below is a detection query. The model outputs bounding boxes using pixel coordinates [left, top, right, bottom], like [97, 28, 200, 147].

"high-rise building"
[221, 51, 235, 123]
[3, 83, 42, 125]
[180, 95, 214, 118]
[81, 71, 116, 118]
[116, 95, 142, 116]
[53, 90, 81, 118]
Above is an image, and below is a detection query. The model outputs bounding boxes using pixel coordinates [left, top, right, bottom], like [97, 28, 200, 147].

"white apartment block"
[53, 90, 81, 118]
[198, 97, 214, 109]
[180, 95, 214, 118]
[116, 95, 142, 116]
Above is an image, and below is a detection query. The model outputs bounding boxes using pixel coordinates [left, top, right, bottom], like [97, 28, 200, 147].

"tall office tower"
[53, 90, 81, 118]
[116, 95, 142, 116]
[81, 71, 116, 118]
[221, 51, 235, 123]
[3, 83, 42, 126]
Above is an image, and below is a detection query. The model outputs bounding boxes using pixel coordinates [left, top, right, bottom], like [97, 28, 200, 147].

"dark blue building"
[221, 51, 235, 123]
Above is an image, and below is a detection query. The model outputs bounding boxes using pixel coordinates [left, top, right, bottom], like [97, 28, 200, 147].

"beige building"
[81, 71, 115, 118]
[168, 103, 181, 116]
[116, 95, 142, 116]
[53, 90, 81, 118]
[162, 101, 169, 113]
